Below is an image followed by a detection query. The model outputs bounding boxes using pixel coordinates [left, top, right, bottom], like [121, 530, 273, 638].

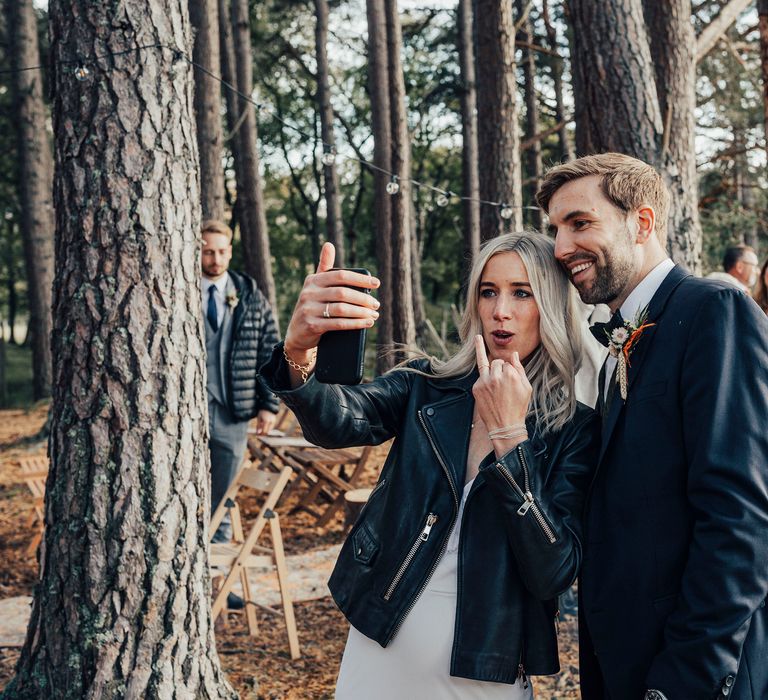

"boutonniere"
[606, 306, 655, 400]
[225, 290, 239, 310]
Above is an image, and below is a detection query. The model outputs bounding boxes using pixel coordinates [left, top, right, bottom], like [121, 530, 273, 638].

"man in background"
[201, 219, 280, 544]
[705, 244, 760, 292]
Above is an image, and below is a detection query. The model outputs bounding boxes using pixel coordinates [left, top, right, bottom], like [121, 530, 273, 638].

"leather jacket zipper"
[384, 410, 460, 644]
[383, 512, 438, 601]
[495, 445, 557, 544]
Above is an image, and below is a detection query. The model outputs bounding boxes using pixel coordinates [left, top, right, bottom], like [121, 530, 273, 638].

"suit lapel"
[599, 265, 691, 462]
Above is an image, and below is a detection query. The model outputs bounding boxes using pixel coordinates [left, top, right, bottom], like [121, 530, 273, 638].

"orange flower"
[622, 322, 655, 365]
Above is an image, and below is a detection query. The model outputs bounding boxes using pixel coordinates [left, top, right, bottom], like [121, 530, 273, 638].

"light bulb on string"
[436, 193, 450, 208]
[321, 150, 336, 166]
[74, 65, 90, 81]
[386, 176, 400, 195]
[257, 103, 272, 118]
[499, 204, 514, 220]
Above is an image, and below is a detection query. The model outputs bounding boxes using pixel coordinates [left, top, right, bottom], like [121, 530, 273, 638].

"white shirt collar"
[202, 272, 230, 296]
[620, 258, 675, 323]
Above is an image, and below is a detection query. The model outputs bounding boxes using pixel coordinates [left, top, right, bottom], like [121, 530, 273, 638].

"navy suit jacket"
[579, 265, 768, 700]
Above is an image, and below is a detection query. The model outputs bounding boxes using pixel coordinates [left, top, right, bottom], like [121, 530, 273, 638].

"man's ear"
[635, 205, 656, 244]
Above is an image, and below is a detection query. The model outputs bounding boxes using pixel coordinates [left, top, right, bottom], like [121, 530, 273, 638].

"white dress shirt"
[602, 258, 675, 401]
[202, 273, 230, 329]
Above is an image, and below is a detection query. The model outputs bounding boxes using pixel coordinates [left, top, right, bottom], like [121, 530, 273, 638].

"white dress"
[335, 480, 535, 699]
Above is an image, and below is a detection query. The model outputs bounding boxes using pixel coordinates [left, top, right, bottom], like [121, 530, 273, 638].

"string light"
[2, 44, 540, 217]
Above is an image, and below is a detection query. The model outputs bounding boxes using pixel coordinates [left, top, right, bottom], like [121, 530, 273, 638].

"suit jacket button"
[426, 407, 435, 416]
[725, 675, 735, 686]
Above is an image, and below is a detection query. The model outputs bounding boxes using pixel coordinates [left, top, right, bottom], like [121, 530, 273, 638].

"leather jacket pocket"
[352, 521, 379, 566]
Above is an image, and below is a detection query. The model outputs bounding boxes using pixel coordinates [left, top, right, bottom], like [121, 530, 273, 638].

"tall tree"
[517, 0, 543, 230]
[190, 0, 226, 220]
[541, 0, 574, 162]
[314, 0, 345, 266]
[473, 0, 523, 237]
[231, 0, 278, 319]
[760, 0, 768, 158]
[5, 1, 236, 696]
[457, 0, 480, 272]
[7, 0, 54, 400]
[568, 0, 702, 272]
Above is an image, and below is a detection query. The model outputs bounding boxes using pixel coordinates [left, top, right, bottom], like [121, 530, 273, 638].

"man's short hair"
[201, 219, 233, 242]
[536, 153, 670, 247]
[723, 245, 756, 272]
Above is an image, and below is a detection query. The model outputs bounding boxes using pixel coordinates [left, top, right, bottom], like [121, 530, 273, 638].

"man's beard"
[573, 235, 635, 306]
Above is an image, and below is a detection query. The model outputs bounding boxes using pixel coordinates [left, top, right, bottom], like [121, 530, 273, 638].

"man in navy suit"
[537, 153, 768, 700]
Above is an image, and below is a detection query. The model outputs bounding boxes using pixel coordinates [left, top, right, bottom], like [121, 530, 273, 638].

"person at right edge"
[537, 152, 768, 700]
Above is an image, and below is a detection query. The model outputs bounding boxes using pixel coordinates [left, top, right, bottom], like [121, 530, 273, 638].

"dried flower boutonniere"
[606, 306, 655, 400]
[226, 290, 239, 310]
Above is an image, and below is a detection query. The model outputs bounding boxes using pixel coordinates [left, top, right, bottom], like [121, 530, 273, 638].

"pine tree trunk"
[190, 0, 226, 221]
[314, 0, 345, 266]
[231, 0, 278, 321]
[542, 0, 574, 161]
[457, 0, 480, 275]
[642, 0, 702, 273]
[5, 2, 236, 697]
[517, 0, 543, 230]
[366, 0, 394, 374]
[472, 0, 523, 237]
[7, 0, 54, 400]
[385, 0, 416, 352]
[759, 0, 768, 160]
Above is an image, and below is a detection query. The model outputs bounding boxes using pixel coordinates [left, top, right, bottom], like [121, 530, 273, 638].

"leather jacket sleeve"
[480, 407, 600, 600]
[645, 289, 768, 696]
[258, 342, 417, 447]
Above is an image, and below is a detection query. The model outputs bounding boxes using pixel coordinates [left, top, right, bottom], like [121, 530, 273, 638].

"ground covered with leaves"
[0, 407, 580, 698]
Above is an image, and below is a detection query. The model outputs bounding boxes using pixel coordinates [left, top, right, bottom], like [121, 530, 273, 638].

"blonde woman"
[260, 233, 599, 698]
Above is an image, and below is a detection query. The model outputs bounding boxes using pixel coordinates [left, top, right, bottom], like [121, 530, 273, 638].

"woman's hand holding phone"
[283, 242, 381, 387]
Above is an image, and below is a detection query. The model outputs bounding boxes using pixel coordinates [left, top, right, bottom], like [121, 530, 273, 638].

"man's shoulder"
[228, 270, 268, 304]
[669, 272, 747, 309]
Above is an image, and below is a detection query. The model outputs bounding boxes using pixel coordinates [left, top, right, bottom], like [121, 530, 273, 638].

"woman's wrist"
[283, 341, 317, 368]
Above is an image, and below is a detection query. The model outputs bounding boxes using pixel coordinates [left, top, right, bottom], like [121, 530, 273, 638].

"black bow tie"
[589, 310, 625, 347]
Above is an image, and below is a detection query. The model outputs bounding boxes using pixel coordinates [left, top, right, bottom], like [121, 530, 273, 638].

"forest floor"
[0, 406, 580, 699]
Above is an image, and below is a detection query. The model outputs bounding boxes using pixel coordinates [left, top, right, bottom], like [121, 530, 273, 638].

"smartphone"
[315, 268, 372, 385]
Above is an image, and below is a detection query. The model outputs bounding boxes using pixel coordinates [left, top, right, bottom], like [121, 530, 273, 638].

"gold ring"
[323, 303, 331, 319]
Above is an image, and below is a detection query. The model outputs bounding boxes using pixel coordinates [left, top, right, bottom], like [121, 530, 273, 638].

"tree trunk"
[7, 0, 54, 399]
[472, 0, 523, 237]
[457, 0, 480, 276]
[190, 0, 226, 220]
[642, 0, 702, 272]
[517, 0, 543, 231]
[385, 0, 416, 352]
[366, 0, 394, 374]
[314, 0, 345, 266]
[5, 2, 236, 697]
[231, 0, 278, 322]
[542, 0, 574, 161]
[760, 0, 768, 159]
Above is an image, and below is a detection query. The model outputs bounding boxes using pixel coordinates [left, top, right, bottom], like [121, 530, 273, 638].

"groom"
[537, 153, 768, 700]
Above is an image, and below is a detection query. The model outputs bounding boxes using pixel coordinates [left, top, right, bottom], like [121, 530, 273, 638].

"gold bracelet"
[283, 346, 317, 383]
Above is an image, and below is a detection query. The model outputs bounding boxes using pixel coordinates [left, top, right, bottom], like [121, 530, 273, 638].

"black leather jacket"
[261, 345, 599, 684]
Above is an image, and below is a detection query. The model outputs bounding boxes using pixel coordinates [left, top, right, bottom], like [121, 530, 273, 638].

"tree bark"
[7, 0, 54, 399]
[385, 0, 416, 352]
[5, 1, 236, 697]
[517, 0, 543, 230]
[472, 0, 523, 237]
[366, 0, 394, 374]
[314, 0, 345, 266]
[542, 0, 574, 161]
[759, 0, 768, 159]
[231, 0, 278, 322]
[457, 0, 480, 274]
[642, 0, 702, 271]
[190, 0, 226, 221]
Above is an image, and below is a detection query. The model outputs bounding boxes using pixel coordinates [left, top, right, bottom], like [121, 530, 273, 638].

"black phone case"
[315, 268, 371, 385]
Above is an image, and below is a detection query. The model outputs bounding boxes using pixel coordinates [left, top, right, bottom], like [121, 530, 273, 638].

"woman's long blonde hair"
[424, 232, 582, 435]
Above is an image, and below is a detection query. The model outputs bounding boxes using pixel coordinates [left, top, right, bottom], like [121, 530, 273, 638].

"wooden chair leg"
[316, 492, 348, 528]
[26, 527, 42, 557]
[270, 514, 300, 660]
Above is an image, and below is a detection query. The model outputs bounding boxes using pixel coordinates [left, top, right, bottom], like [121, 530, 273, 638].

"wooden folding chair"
[209, 462, 300, 659]
[284, 445, 374, 528]
[18, 456, 49, 556]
